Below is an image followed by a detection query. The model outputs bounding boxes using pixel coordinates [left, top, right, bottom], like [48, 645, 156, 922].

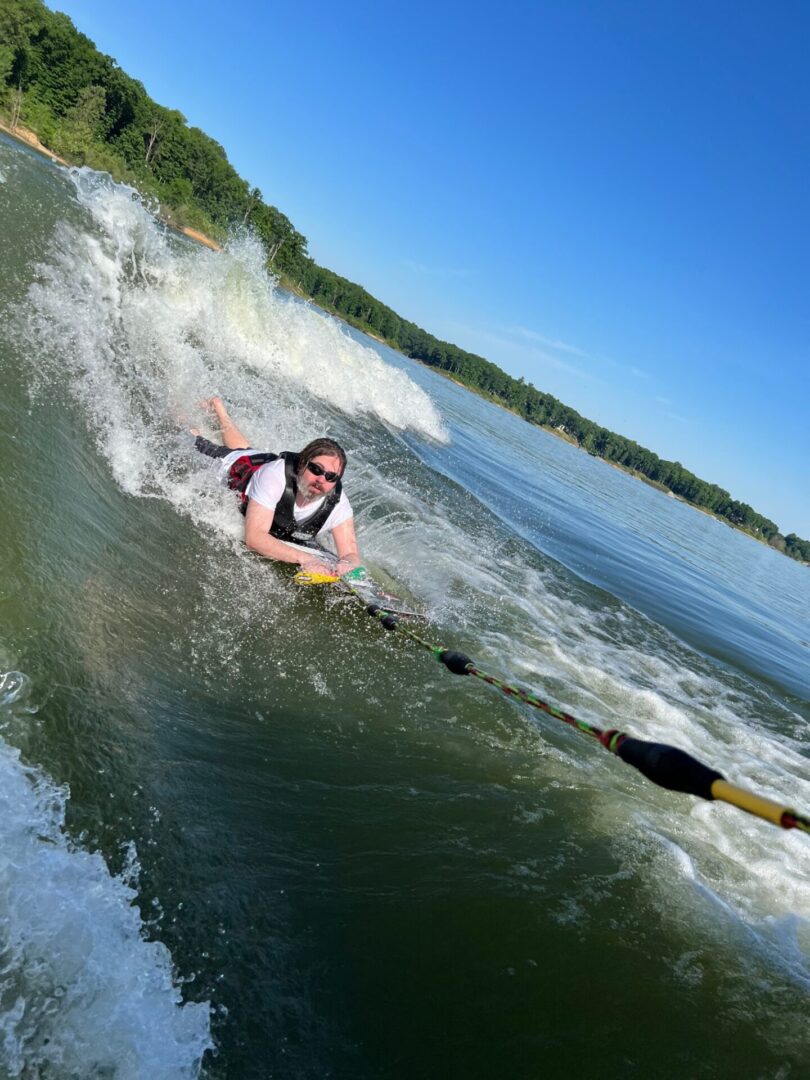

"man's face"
[298, 454, 342, 500]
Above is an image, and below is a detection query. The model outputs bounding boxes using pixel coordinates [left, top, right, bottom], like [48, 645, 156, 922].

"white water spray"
[0, 668, 212, 1078]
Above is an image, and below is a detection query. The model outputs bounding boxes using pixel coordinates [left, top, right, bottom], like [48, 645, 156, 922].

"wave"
[0, 669, 212, 1078]
[20, 165, 446, 444]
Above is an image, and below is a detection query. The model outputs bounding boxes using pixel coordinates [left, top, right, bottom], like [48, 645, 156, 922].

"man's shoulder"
[257, 456, 286, 475]
[247, 455, 287, 507]
[253, 457, 287, 491]
[326, 488, 352, 528]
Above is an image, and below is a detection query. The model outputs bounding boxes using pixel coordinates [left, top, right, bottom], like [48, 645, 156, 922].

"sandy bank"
[0, 119, 68, 165]
[177, 225, 222, 251]
[1, 119, 224, 253]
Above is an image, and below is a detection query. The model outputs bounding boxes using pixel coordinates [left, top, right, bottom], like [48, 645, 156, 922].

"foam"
[26, 167, 445, 443]
[0, 670, 212, 1078]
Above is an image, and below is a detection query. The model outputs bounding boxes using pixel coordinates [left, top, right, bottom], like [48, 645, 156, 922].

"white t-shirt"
[221, 450, 353, 537]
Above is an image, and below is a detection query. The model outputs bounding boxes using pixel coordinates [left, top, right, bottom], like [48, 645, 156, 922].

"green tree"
[52, 82, 105, 160]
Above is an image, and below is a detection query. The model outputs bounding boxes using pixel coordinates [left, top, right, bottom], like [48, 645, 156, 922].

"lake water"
[1, 130, 808, 1079]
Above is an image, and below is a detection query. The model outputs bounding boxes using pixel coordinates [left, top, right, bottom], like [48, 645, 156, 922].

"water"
[1, 130, 808, 1079]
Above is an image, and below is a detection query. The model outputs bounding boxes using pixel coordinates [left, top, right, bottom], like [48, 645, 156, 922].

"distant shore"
[1, 121, 224, 253]
[170, 224, 222, 251]
[0, 119, 68, 164]
[430, 366, 796, 551]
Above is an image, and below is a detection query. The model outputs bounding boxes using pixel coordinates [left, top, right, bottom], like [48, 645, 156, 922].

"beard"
[296, 472, 320, 503]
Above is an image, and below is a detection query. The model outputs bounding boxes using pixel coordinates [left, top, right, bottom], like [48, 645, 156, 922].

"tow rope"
[314, 575, 809, 837]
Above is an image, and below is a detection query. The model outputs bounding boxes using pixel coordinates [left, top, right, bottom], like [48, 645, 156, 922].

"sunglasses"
[306, 460, 341, 483]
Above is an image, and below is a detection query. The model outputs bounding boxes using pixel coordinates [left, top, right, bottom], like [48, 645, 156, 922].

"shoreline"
[1, 120, 224, 253]
[173, 224, 222, 252]
[0, 119, 69, 165]
[430, 367, 793, 553]
[1, 115, 376, 358]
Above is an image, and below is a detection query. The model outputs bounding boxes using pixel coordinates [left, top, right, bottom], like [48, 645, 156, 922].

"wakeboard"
[294, 567, 425, 619]
[337, 577, 425, 619]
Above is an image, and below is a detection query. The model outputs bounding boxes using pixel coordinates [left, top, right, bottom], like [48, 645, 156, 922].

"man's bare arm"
[244, 500, 310, 564]
[331, 517, 361, 573]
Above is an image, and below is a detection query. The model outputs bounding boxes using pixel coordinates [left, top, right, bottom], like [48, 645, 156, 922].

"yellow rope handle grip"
[711, 779, 801, 830]
[293, 570, 340, 586]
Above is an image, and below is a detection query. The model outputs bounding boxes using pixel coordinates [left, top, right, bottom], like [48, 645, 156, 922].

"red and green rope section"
[345, 587, 809, 837]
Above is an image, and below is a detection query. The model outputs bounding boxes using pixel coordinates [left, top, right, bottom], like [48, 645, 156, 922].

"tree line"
[0, 0, 307, 270]
[1, 0, 806, 563]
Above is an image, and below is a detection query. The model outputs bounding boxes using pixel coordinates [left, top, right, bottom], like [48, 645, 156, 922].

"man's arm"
[244, 500, 310, 564]
[331, 517, 361, 573]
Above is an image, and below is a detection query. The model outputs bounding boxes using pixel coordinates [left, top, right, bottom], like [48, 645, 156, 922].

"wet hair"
[297, 437, 347, 477]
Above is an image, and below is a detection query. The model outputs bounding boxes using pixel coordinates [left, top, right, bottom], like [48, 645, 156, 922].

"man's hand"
[339, 564, 368, 583]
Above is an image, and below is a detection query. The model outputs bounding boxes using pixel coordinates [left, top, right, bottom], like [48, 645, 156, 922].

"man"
[193, 397, 362, 577]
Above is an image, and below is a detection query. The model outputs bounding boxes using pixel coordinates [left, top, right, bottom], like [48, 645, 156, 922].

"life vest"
[226, 450, 342, 548]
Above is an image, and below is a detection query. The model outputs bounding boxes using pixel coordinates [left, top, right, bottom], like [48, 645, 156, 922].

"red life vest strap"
[226, 452, 279, 514]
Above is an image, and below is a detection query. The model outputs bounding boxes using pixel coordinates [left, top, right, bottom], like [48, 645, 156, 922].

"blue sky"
[50, 1, 809, 535]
